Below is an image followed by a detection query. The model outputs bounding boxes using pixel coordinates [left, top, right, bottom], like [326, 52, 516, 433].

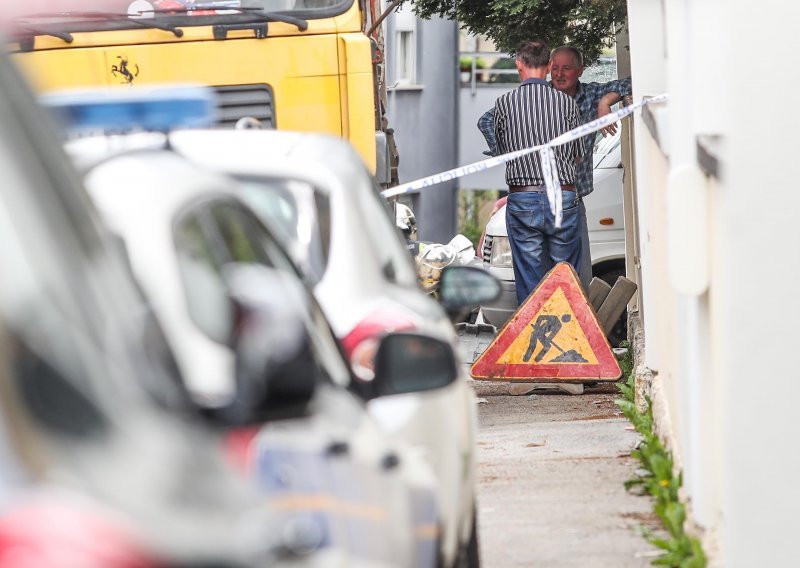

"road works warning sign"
[471, 263, 621, 381]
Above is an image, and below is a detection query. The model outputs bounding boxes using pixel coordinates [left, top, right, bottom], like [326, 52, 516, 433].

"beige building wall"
[720, 2, 800, 565]
[626, 0, 730, 561]
[627, 0, 800, 564]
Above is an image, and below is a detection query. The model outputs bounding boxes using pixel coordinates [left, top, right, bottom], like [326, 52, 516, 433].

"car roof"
[66, 132, 169, 172]
[166, 129, 368, 193]
[83, 149, 237, 228]
[170, 128, 346, 160]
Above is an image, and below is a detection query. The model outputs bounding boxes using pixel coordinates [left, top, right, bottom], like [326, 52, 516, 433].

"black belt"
[509, 184, 576, 193]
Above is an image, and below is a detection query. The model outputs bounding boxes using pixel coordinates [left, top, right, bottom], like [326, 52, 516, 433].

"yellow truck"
[8, 0, 397, 184]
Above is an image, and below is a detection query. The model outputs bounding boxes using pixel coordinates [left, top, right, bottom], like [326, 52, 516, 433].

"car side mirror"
[371, 332, 458, 398]
[438, 266, 501, 319]
[218, 264, 318, 425]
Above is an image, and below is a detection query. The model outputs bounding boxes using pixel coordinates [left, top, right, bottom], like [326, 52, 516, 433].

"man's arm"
[586, 76, 633, 102]
[598, 92, 622, 137]
[591, 77, 632, 137]
[493, 103, 506, 156]
[477, 108, 497, 156]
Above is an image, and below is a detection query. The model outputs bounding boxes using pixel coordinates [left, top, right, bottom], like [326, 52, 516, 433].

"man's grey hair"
[515, 40, 550, 69]
[551, 45, 584, 67]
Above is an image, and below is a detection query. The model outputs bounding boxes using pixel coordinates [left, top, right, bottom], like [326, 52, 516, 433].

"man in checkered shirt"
[479, 45, 632, 289]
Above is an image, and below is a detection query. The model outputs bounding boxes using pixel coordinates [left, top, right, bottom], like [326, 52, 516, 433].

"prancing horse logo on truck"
[111, 55, 139, 85]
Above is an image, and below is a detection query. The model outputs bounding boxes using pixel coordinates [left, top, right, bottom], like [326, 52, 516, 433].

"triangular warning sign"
[471, 263, 621, 381]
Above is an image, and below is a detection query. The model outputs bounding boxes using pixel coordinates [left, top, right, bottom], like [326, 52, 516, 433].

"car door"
[172, 197, 426, 567]
[205, 199, 432, 568]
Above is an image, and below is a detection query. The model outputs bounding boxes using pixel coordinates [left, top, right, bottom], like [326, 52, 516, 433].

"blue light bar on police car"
[40, 85, 216, 132]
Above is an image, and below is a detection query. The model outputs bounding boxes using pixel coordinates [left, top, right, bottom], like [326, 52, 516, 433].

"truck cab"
[8, 0, 395, 183]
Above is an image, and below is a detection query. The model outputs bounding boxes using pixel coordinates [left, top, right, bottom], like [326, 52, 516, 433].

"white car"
[75, 144, 447, 568]
[0, 56, 289, 568]
[159, 129, 488, 568]
[479, 127, 627, 344]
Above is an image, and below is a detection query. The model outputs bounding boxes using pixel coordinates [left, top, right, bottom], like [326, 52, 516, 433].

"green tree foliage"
[458, 189, 499, 248]
[402, 0, 627, 65]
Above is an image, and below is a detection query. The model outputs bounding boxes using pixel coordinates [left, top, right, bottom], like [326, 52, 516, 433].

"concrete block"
[597, 276, 638, 334]
[508, 382, 584, 396]
[589, 277, 612, 311]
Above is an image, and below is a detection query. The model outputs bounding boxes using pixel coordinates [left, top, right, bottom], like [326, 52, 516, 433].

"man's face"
[550, 52, 584, 94]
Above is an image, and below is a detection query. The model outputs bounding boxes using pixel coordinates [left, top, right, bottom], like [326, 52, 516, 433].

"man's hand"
[597, 92, 622, 137]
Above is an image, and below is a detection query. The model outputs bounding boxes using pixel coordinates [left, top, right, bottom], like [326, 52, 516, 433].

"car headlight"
[489, 236, 513, 268]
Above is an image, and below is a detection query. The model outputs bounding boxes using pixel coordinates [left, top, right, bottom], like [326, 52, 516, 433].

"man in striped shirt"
[480, 46, 632, 289]
[494, 40, 584, 303]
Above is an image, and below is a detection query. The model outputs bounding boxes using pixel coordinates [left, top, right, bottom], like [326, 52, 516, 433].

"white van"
[479, 126, 627, 345]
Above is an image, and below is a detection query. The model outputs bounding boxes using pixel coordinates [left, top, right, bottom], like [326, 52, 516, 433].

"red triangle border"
[471, 263, 621, 381]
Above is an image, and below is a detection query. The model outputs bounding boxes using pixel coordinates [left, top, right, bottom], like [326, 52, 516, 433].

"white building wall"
[626, 0, 730, 559]
[721, 2, 800, 565]
[627, 0, 667, 374]
[662, 0, 728, 541]
[628, 0, 800, 564]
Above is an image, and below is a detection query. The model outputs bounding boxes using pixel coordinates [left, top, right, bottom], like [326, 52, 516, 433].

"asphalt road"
[471, 381, 660, 567]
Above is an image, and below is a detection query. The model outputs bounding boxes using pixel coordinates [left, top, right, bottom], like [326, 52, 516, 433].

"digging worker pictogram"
[523, 313, 588, 363]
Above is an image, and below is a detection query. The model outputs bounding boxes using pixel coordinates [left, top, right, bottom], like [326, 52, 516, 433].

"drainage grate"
[212, 84, 275, 128]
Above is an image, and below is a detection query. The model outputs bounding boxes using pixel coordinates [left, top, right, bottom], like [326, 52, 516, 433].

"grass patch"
[615, 341, 707, 568]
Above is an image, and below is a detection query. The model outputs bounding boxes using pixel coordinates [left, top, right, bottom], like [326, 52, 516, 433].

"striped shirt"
[494, 78, 582, 187]
[480, 76, 633, 196]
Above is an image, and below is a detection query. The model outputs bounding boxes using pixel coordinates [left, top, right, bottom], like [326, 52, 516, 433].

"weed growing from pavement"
[615, 341, 707, 567]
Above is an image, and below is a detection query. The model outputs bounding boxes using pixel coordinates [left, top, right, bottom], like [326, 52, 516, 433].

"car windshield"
[593, 127, 622, 168]
[9, 0, 351, 31]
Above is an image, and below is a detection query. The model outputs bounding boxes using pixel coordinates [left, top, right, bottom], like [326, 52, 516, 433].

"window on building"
[394, 5, 417, 86]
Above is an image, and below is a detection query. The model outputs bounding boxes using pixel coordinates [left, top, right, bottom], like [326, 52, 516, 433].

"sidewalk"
[472, 381, 660, 567]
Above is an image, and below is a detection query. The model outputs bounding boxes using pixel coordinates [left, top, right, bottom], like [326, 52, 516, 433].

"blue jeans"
[506, 190, 582, 304]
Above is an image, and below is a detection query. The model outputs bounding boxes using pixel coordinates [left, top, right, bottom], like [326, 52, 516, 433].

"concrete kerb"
[628, 309, 650, 414]
[627, 308, 677, 461]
